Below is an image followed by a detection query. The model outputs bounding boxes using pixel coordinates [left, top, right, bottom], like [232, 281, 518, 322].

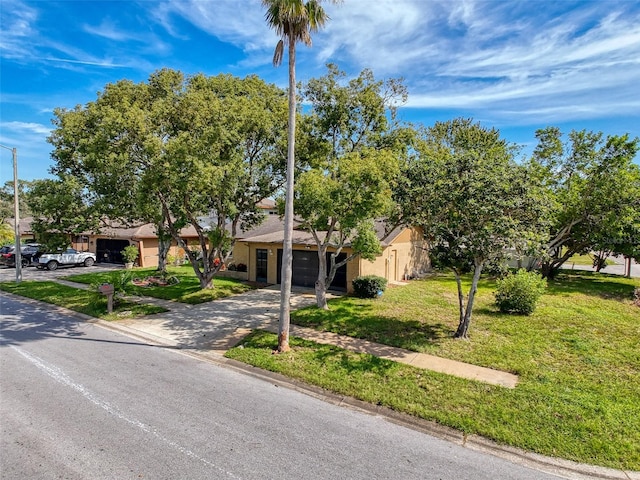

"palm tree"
[262, 0, 335, 352]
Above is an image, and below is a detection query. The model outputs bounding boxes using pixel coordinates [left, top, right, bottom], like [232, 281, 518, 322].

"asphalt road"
[0, 294, 563, 480]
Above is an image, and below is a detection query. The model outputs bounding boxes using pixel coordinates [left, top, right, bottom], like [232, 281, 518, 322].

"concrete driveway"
[0, 262, 122, 282]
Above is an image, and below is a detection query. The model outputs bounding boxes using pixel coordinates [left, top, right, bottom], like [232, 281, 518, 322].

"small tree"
[295, 65, 408, 309]
[121, 245, 140, 265]
[404, 118, 548, 338]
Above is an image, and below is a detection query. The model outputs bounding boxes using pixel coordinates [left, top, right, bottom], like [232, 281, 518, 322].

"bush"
[352, 275, 388, 298]
[495, 269, 546, 315]
[236, 263, 247, 272]
[121, 245, 139, 263]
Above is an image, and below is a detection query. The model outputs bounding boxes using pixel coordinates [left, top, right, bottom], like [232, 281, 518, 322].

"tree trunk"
[625, 256, 632, 278]
[453, 269, 465, 327]
[454, 262, 483, 339]
[315, 247, 329, 309]
[157, 233, 171, 273]
[277, 40, 297, 353]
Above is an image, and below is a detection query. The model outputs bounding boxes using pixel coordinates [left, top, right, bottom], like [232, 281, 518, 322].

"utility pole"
[0, 144, 21, 283]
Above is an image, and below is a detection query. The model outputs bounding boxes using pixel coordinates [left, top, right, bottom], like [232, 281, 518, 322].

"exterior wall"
[343, 253, 361, 293]
[140, 238, 159, 268]
[243, 243, 279, 284]
[229, 242, 250, 270]
[242, 228, 430, 292]
[358, 227, 430, 283]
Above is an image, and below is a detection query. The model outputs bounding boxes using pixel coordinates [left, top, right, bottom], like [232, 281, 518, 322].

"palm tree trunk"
[277, 39, 297, 353]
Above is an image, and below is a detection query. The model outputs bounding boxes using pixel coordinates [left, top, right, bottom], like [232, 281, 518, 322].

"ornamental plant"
[352, 275, 388, 299]
[494, 269, 546, 315]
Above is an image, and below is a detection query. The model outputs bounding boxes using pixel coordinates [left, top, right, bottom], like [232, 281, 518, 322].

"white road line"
[10, 344, 242, 480]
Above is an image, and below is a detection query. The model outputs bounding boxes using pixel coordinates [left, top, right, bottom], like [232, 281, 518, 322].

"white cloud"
[1, 121, 51, 137]
[154, 0, 273, 51]
[0, 0, 38, 59]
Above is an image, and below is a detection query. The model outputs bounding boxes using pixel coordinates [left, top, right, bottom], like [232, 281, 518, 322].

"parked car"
[0, 244, 42, 268]
[37, 248, 96, 271]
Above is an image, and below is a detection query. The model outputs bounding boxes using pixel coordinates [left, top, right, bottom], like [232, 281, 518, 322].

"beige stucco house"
[229, 216, 430, 292]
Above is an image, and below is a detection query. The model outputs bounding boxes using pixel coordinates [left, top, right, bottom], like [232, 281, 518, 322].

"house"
[229, 217, 430, 292]
[13, 207, 430, 293]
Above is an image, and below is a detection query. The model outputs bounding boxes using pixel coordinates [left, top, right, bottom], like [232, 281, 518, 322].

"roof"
[12, 214, 413, 246]
[241, 218, 410, 247]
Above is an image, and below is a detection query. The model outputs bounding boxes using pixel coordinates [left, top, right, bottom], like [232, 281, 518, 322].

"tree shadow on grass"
[292, 302, 455, 352]
[546, 271, 637, 302]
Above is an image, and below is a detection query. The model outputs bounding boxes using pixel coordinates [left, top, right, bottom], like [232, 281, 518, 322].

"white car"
[37, 248, 96, 271]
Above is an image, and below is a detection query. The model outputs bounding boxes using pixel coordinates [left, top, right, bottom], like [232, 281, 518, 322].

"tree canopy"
[47, 69, 288, 288]
[295, 65, 408, 309]
[529, 127, 640, 278]
[402, 118, 548, 338]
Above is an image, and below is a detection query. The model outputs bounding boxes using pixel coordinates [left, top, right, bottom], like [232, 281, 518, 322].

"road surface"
[0, 293, 563, 480]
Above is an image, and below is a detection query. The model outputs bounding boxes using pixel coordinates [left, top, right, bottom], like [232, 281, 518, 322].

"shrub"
[236, 263, 247, 272]
[494, 269, 546, 315]
[121, 245, 139, 263]
[634, 287, 640, 307]
[352, 275, 388, 298]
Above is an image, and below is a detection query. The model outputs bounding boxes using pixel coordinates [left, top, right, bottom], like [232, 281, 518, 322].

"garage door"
[277, 249, 347, 291]
[96, 239, 131, 264]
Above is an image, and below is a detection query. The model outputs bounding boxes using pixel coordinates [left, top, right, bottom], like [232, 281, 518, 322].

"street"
[0, 293, 563, 480]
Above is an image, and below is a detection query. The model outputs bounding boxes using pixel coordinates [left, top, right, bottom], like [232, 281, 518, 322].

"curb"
[2, 291, 637, 480]
[94, 318, 637, 480]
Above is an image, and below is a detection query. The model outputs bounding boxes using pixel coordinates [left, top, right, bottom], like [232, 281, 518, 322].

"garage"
[277, 249, 347, 291]
[96, 239, 131, 264]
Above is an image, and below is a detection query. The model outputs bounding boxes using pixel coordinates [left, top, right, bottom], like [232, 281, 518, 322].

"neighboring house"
[4, 217, 37, 244]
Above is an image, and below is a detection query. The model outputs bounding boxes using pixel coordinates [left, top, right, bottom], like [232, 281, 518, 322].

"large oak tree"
[529, 127, 640, 279]
[48, 69, 288, 288]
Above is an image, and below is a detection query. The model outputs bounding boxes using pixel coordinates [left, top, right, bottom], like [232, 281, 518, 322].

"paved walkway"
[53, 277, 519, 388]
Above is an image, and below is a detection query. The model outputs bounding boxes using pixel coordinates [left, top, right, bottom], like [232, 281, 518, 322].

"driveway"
[112, 285, 325, 351]
[0, 262, 122, 282]
[0, 263, 327, 352]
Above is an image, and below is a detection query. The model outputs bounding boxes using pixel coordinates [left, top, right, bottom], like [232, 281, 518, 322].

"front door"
[256, 249, 268, 282]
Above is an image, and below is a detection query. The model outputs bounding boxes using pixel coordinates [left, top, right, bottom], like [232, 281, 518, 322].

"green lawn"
[0, 281, 166, 320]
[65, 265, 255, 304]
[567, 253, 614, 266]
[226, 271, 640, 470]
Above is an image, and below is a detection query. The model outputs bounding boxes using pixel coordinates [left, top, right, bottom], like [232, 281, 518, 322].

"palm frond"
[273, 39, 285, 67]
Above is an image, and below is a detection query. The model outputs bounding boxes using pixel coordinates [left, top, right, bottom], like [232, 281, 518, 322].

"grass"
[226, 271, 640, 470]
[0, 281, 166, 320]
[65, 265, 255, 304]
[567, 253, 614, 266]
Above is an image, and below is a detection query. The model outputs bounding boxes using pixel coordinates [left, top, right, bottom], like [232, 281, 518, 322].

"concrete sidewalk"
[84, 283, 518, 388]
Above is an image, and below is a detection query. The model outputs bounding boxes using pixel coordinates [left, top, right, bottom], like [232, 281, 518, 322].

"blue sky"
[1, 0, 639, 185]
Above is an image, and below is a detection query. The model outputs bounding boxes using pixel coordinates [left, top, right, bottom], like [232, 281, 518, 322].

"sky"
[1, 0, 639, 185]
